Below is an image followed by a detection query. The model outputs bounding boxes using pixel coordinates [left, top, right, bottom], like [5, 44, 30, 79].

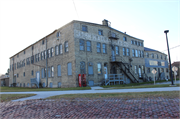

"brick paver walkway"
[1, 97, 179, 118]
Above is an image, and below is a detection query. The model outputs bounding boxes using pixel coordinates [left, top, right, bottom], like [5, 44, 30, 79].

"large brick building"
[9, 20, 169, 88]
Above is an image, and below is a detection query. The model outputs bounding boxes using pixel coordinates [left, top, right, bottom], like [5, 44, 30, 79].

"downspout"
[46, 37, 48, 87]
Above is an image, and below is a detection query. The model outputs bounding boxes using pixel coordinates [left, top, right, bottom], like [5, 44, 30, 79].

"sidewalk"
[1, 87, 179, 102]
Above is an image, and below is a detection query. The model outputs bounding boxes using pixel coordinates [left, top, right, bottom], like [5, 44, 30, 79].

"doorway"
[139, 66, 141, 78]
[104, 63, 108, 79]
[36, 71, 40, 84]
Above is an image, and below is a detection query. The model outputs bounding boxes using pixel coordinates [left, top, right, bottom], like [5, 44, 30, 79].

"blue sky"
[0, 0, 179, 74]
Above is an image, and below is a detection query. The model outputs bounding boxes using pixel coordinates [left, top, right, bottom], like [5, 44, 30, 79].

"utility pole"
[164, 30, 174, 85]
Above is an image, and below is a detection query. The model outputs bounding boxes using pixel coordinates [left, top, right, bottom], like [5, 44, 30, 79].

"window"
[48, 67, 51, 77]
[41, 68, 44, 78]
[135, 50, 138, 57]
[23, 72, 25, 77]
[57, 31, 60, 37]
[38, 53, 40, 61]
[166, 68, 168, 72]
[97, 42, 101, 53]
[147, 68, 150, 73]
[141, 51, 144, 58]
[35, 54, 38, 62]
[165, 56, 166, 60]
[115, 46, 119, 55]
[146, 52, 149, 57]
[88, 62, 93, 75]
[48, 49, 51, 58]
[134, 66, 137, 74]
[138, 42, 140, 46]
[67, 62, 72, 75]
[142, 66, 145, 73]
[111, 32, 116, 37]
[32, 70, 34, 76]
[65, 42, 68, 52]
[44, 68, 46, 78]
[123, 36, 127, 41]
[51, 47, 53, 57]
[17, 54, 19, 58]
[57, 65, 61, 76]
[127, 48, 130, 56]
[161, 55, 162, 59]
[80, 62, 86, 74]
[55, 45, 59, 55]
[32, 46, 34, 50]
[156, 54, 158, 59]
[82, 25, 87, 32]
[41, 52, 44, 60]
[44, 50, 46, 59]
[138, 50, 141, 57]
[123, 47, 126, 56]
[24, 50, 25, 54]
[17, 73, 19, 78]
[141, 42, 143, 47]
[132, 49, 135, 57]
[42, 40, 44, 45]
[98, 30, 103, 35]
[51, 66, 54, 77]
[97, 63, 102, 74]
[31, 55, 34, 64]
[135, 41, 137, 45]
[102, 44, 107, 53]
[59, 44, 63, 54]
[86, 41, 91, 52]
[131, 40, 134, 45]
[152, 53, 154, 58]
[79, 39, 85, 51]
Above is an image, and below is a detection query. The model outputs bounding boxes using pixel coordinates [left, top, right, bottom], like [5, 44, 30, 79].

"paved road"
[1, 87, 179, 102]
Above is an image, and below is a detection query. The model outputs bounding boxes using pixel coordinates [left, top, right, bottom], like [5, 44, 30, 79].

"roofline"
[144, 47, 167, 55]
[10, 30, 57, 59]
[10, 19, 144, 59]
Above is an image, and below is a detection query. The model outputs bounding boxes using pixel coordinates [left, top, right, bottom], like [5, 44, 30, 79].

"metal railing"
[105, 74, 124, 85]
[31, 78, 39, 88]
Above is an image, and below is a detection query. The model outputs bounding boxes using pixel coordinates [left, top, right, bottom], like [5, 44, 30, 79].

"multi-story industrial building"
[144, 47, 169, 81]
[9, 20, 169, 88]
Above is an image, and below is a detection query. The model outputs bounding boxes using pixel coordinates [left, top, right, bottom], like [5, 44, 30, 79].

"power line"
[161, 45, 180, 52]
[72, 0, 79, 19]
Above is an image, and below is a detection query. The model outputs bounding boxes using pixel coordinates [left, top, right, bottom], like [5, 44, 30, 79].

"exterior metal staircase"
[31, 78, 39, 88]
[110, 56, 139, 83]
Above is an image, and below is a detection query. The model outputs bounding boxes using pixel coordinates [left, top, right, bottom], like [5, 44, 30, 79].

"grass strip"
[0, 87, 91, 92]
[101, 84, 179, 90]
[0, 94, 36, 102]
[102, 79, 179, 88]
[46, 91, 179, 99]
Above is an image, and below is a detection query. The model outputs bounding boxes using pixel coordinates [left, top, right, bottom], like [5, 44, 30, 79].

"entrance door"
[111, 45, 115, 61]
[36, 71, 40, 84]
[139, 67, 141, 78]
[13, 76, 16, 83]
[104, 67, 108, 79]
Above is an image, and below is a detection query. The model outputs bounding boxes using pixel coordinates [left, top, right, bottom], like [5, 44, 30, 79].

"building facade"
[144, 47, 169, 81]
[9, 20, 168, 88]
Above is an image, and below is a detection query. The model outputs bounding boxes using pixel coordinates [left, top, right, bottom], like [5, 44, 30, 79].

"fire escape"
[102, 19, 148, 85]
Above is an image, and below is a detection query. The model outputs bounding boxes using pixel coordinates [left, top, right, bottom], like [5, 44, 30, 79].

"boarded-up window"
[41, 68, 44, 78]
[68, 62, 72, 75]
[57, 65, 61, 76]
[88, 62, 93, 75]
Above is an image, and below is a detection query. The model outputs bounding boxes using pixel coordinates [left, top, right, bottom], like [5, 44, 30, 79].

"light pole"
[164, 30, 174, 85]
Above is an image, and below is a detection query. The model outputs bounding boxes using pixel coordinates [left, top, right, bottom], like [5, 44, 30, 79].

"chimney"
[102, 19, 109, 26]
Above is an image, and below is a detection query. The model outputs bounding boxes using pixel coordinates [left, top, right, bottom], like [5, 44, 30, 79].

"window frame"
[115, 46, 119, 55]
[123, 36, 127, 41]
[65, 41, 68, 53]
[79, 39, 85, 51]
[123, 47, 126, 56]
[86, 41, 91, 52]
[59, 44, 63, 54]
[97, 63, 102, 75]
[82, 25, 88, 32]
[127, 48, 130, 56]
[97, 42, 101, 53]
[98, 29, 103, 35]
[102, 43, 107, 54]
